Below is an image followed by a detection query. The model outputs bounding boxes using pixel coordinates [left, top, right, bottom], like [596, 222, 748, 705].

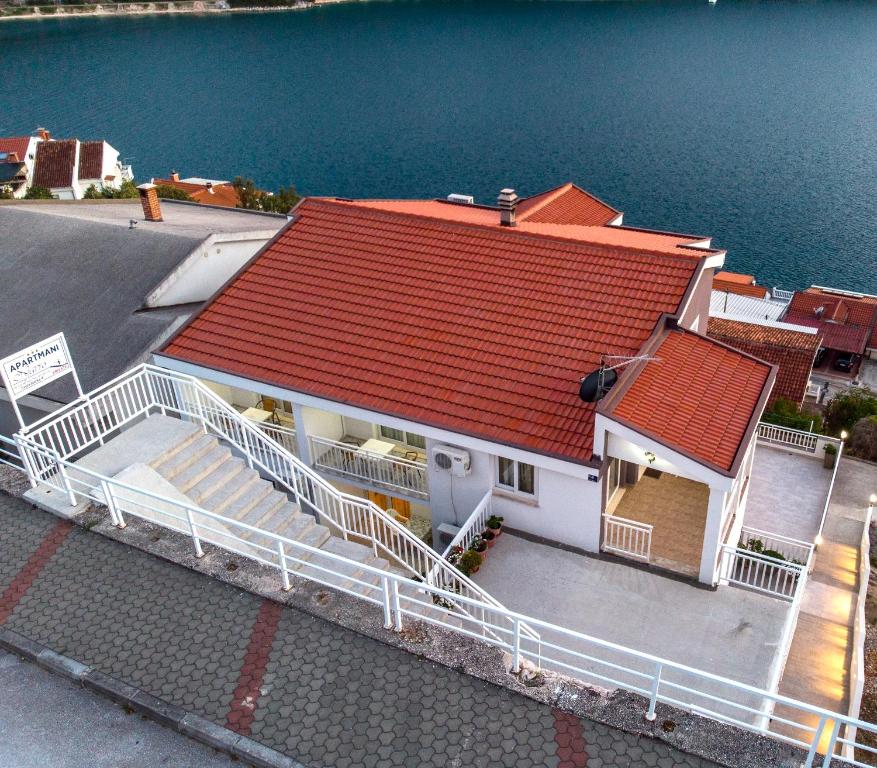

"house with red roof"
[0, 129, 134, 199]
[0, 134, 40, 198]
[153, 185, 776, 586]
[783, 286, 877, 380]
[151, 171, 241, 208]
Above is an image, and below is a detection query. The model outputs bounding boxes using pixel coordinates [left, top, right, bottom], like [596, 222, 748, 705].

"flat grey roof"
[0, 198, 287, 239]
[0, 205, 212, 403]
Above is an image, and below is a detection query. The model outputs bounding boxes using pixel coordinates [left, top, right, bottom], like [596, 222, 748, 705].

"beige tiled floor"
[610, 472, 709, 577]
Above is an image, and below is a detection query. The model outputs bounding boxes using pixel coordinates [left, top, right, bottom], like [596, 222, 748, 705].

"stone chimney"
[498, 188, 519, 227]
[37, 127, 50, 142]
[170, 170, 180, 182]
[137, 183, 163, 222]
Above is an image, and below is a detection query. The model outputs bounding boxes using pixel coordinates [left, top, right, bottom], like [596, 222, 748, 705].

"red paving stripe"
[226, 598, 283, 736]
[0, 519, 73, 624]
[553, 709, 589, 767]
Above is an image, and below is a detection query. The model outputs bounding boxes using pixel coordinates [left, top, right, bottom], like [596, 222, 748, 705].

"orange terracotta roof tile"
[707, 317, 820, 405]
[516, 183, 620, 226]
[153, 178, 240, 208]
[713, 270, 769, 299]
[161, 198, 703, 464]
[608, 329, 773, 472]
[0, 137, 30, 163]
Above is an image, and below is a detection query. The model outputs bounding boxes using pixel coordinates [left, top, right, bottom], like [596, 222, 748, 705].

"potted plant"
[459, 550, 482, 576]
[447, 545, 464, 567]
[470, 535, 487, 554]
[486, 515, 504, 536]
[824, 442, 837, 469]
[481, 529, 496, 548]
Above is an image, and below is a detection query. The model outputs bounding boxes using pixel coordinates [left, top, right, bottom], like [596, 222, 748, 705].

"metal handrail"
[13, 435, 877, 766]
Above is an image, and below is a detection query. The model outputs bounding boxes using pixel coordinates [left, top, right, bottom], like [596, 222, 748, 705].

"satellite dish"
[579, 367, 617, 403]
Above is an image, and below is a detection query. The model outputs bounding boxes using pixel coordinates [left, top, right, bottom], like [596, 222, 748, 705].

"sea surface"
[3, 0, 876, 292]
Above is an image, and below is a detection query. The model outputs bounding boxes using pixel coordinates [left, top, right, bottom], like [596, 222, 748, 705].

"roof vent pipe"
[498, 188, 519, 227]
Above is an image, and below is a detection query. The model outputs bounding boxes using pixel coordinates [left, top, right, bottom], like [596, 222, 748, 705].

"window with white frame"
[378, 425, 426, 450]
[496, 456, 536, 497]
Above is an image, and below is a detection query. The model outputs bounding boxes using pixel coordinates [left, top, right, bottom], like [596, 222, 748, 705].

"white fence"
[12, 434, 877, 766]
[309, 435, 428, 499]
[441, 488, 493, 558]
[756, 422, 842, 458]
[602, 514, 652, 561]
[739, 526, 815, 566]
[12, 365, 877, 765]
[718, 545, 805, 600]
[251, 420, 298, 457]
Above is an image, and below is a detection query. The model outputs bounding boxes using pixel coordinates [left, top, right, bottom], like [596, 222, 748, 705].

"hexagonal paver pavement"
[0, 495, 719, 768]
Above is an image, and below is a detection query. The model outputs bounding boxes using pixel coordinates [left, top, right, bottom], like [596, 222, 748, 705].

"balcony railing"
[308, 435, 428, 500]
[248, 419, 298, 457]
[602, 514, 652, 562]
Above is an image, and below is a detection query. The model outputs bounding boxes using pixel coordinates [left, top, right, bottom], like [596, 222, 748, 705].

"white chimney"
[498, 188, 519, 227]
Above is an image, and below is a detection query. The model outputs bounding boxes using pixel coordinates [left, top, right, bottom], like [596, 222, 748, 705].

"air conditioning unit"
[432, 445, 471, 477]
[447, 193, 475, 205]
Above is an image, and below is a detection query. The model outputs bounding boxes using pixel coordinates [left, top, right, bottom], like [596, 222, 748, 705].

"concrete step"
[187, 457, 245, 506]
[255, 501, 302, 535]
[200, 467, 262, 514]
[152, 433, 217, 479]
[237, 490, 288, 529]
[220, 480, 274, 522]
[146, 423, 204, 469]
[172, 445, 231, 493]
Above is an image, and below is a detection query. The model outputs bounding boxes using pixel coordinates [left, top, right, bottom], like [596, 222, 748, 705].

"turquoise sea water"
[2, 0, 876, 291]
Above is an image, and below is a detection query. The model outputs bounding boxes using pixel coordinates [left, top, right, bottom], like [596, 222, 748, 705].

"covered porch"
[605, 465, 709, 578]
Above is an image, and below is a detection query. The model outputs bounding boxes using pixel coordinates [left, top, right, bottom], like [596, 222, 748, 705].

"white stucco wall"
[144, 231, 280, 309]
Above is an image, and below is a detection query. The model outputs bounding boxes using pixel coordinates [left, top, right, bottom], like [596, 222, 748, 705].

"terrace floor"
[472, 533, 789, 723]
[744, 443, 833, 542]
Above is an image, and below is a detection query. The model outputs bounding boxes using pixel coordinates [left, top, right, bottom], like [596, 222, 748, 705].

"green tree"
[82, 184, 103, 199]
[849, 415, 877, 462]
[233, 177, 300, 213]
[24, 185, 54, 199]
[823, 387, 877, 437]
[155, 184, 193, 202]
[82, 180, 139, 199]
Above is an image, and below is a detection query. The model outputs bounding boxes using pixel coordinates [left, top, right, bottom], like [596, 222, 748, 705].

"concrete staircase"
[148, 426, 459, 626]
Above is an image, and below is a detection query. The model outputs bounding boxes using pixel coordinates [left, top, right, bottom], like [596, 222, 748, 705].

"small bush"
[824, 387, 877, 437]
[458, 550, 482, 576]
[849, 415, 877, 462]
[24, 185, 54, 199]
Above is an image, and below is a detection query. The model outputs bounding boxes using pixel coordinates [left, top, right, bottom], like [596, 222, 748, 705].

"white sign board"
[0, 334, 83, 431]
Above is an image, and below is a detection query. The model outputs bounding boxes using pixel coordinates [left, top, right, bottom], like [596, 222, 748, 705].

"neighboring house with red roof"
[707, 316, 821, 406]
[155, 186, 774, 586]
[785, 287, 877, 362]
[24, 130, 133, 199]
[0, 134, 40, 198]
[151, 172, 241, 208]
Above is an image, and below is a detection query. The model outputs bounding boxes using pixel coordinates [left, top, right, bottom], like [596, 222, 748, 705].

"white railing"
[0, 434, 23, 468]
[308, 435, 428, 499]
[250, 420, 298, 457]
[817, 439, 844, 544]
[756, 422, 842, 458]
[739, 526, 815, 566]
[718, 545, 805, 600]
[17, 363, 530, 648]
[13, 436, 877, 766]
[441, 488, 493, 558]
[772, 287, 795, 301]
[602, 514, 652, 561]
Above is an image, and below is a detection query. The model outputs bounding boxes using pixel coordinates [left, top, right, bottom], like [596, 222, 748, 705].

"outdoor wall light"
[840, 430, 849, 440]
[644, 451, 656, 464]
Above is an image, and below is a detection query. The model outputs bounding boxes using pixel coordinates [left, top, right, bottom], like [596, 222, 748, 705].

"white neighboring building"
[0, 134, 41, 198]
[29, 133, 133, 199]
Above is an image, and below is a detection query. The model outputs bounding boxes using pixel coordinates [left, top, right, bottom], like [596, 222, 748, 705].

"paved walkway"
[0, 650, 239, 768]
[774, 457, 877, 749]
[0, 495, 715, 768]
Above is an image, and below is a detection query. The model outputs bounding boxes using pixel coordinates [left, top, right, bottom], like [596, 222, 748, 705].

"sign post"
[0, 333, 82, 432]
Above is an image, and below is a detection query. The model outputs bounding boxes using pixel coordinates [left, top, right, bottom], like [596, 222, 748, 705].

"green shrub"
[824, 387, 877, 437]
[458, 550, 482, 576]
[23, 186, 54, 199]
[761, 397, 822, 433]
[155, 184, 193, 202]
